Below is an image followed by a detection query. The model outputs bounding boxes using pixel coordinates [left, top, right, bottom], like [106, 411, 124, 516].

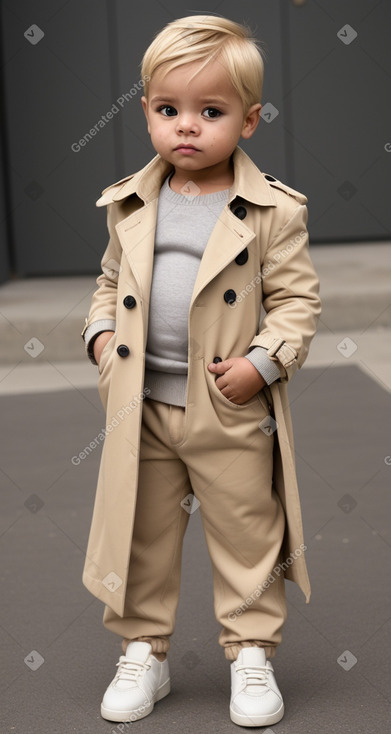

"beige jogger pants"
[103, 394, 287, 661]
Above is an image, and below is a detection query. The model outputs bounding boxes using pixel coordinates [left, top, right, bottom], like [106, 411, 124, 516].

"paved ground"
[1, 360, 390, 733]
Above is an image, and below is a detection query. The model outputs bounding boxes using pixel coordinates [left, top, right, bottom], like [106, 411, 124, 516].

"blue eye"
[158, 105, 177, 116]
[203, 108, 221, 118]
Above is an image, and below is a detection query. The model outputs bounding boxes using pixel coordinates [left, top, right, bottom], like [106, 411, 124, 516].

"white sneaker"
[101, 641, 170, 722]
[230, 647, 284, 727]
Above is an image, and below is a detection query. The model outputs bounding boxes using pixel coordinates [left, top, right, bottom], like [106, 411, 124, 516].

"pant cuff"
[224, 641, 277, 661]
[122, 636, 170, 655]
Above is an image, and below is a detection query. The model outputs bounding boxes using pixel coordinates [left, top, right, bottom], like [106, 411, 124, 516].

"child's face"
[141, 59, 260, 175]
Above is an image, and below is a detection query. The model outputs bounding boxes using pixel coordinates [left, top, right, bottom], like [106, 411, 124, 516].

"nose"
[175, 113, 200, 135]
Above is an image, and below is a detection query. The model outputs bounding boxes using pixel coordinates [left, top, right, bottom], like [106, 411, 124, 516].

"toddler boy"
[82, 14, 321, 727]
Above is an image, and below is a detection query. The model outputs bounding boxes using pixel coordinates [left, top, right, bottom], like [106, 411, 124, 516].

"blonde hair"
[140, 15, 265, 112]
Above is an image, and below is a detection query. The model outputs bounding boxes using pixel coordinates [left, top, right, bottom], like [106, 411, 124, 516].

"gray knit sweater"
[144, 174, 280, 405]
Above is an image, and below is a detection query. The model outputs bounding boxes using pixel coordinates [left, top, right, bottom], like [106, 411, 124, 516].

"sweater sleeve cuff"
[82, 319, 116, 364]
[244, 347, 282, 385]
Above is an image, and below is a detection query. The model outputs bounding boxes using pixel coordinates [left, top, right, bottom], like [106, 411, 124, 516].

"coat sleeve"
[247, 203, 321, 382]
[81, 204, 121, 364]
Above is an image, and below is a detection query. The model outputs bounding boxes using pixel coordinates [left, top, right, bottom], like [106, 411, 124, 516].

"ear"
[241, 103, 262, 140]
[141, 96, 151, 133]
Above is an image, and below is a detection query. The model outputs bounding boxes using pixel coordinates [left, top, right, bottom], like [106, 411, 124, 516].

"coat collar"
[105, 146, 277, 207]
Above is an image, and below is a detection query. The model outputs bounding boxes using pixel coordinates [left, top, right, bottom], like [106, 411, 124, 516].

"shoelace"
[235, 664, 270, 691]
[114, 656, 151, 683]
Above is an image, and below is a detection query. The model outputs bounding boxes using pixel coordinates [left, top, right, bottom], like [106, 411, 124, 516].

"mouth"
[174, 144, 200, 152]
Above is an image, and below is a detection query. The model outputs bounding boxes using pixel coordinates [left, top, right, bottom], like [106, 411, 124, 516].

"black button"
[233, 205, 247, 220]
[224, 289, 236, 304]
[213, 356, 222, 364]
[123, 295, 136, 309]
[235, 248, 248, 266]
[264, 174, 276, 182]
[117, 345, 130, 358]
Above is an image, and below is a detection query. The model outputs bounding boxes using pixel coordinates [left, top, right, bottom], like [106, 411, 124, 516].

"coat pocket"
[205, 358, 270, 413]
[98, 333, 116, 375]
[97, 334, 116, 410]
[212, 379, 262, 410]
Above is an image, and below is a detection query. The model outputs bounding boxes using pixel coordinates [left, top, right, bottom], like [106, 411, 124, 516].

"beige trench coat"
[81, 145, 321, 616]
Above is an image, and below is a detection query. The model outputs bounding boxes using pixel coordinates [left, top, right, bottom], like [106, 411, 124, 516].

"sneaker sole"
[101, 678, 171, 722]
[230, 701, 284, 727]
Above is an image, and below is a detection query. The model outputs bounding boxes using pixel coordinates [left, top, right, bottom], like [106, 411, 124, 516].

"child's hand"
[93, 331, 115, 366]
[207, 357, 266, 405]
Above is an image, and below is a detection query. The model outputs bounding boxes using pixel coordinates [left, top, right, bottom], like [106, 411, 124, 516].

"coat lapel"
[190, 206, 256, 305]
[115, 200, 158, 319]
[110, 145, 277, 311]
[115, 196, 257, 312]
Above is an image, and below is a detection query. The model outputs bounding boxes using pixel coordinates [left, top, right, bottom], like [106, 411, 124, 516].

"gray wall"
[0, 137, 11, 283]
[1, 0, 390, 279]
